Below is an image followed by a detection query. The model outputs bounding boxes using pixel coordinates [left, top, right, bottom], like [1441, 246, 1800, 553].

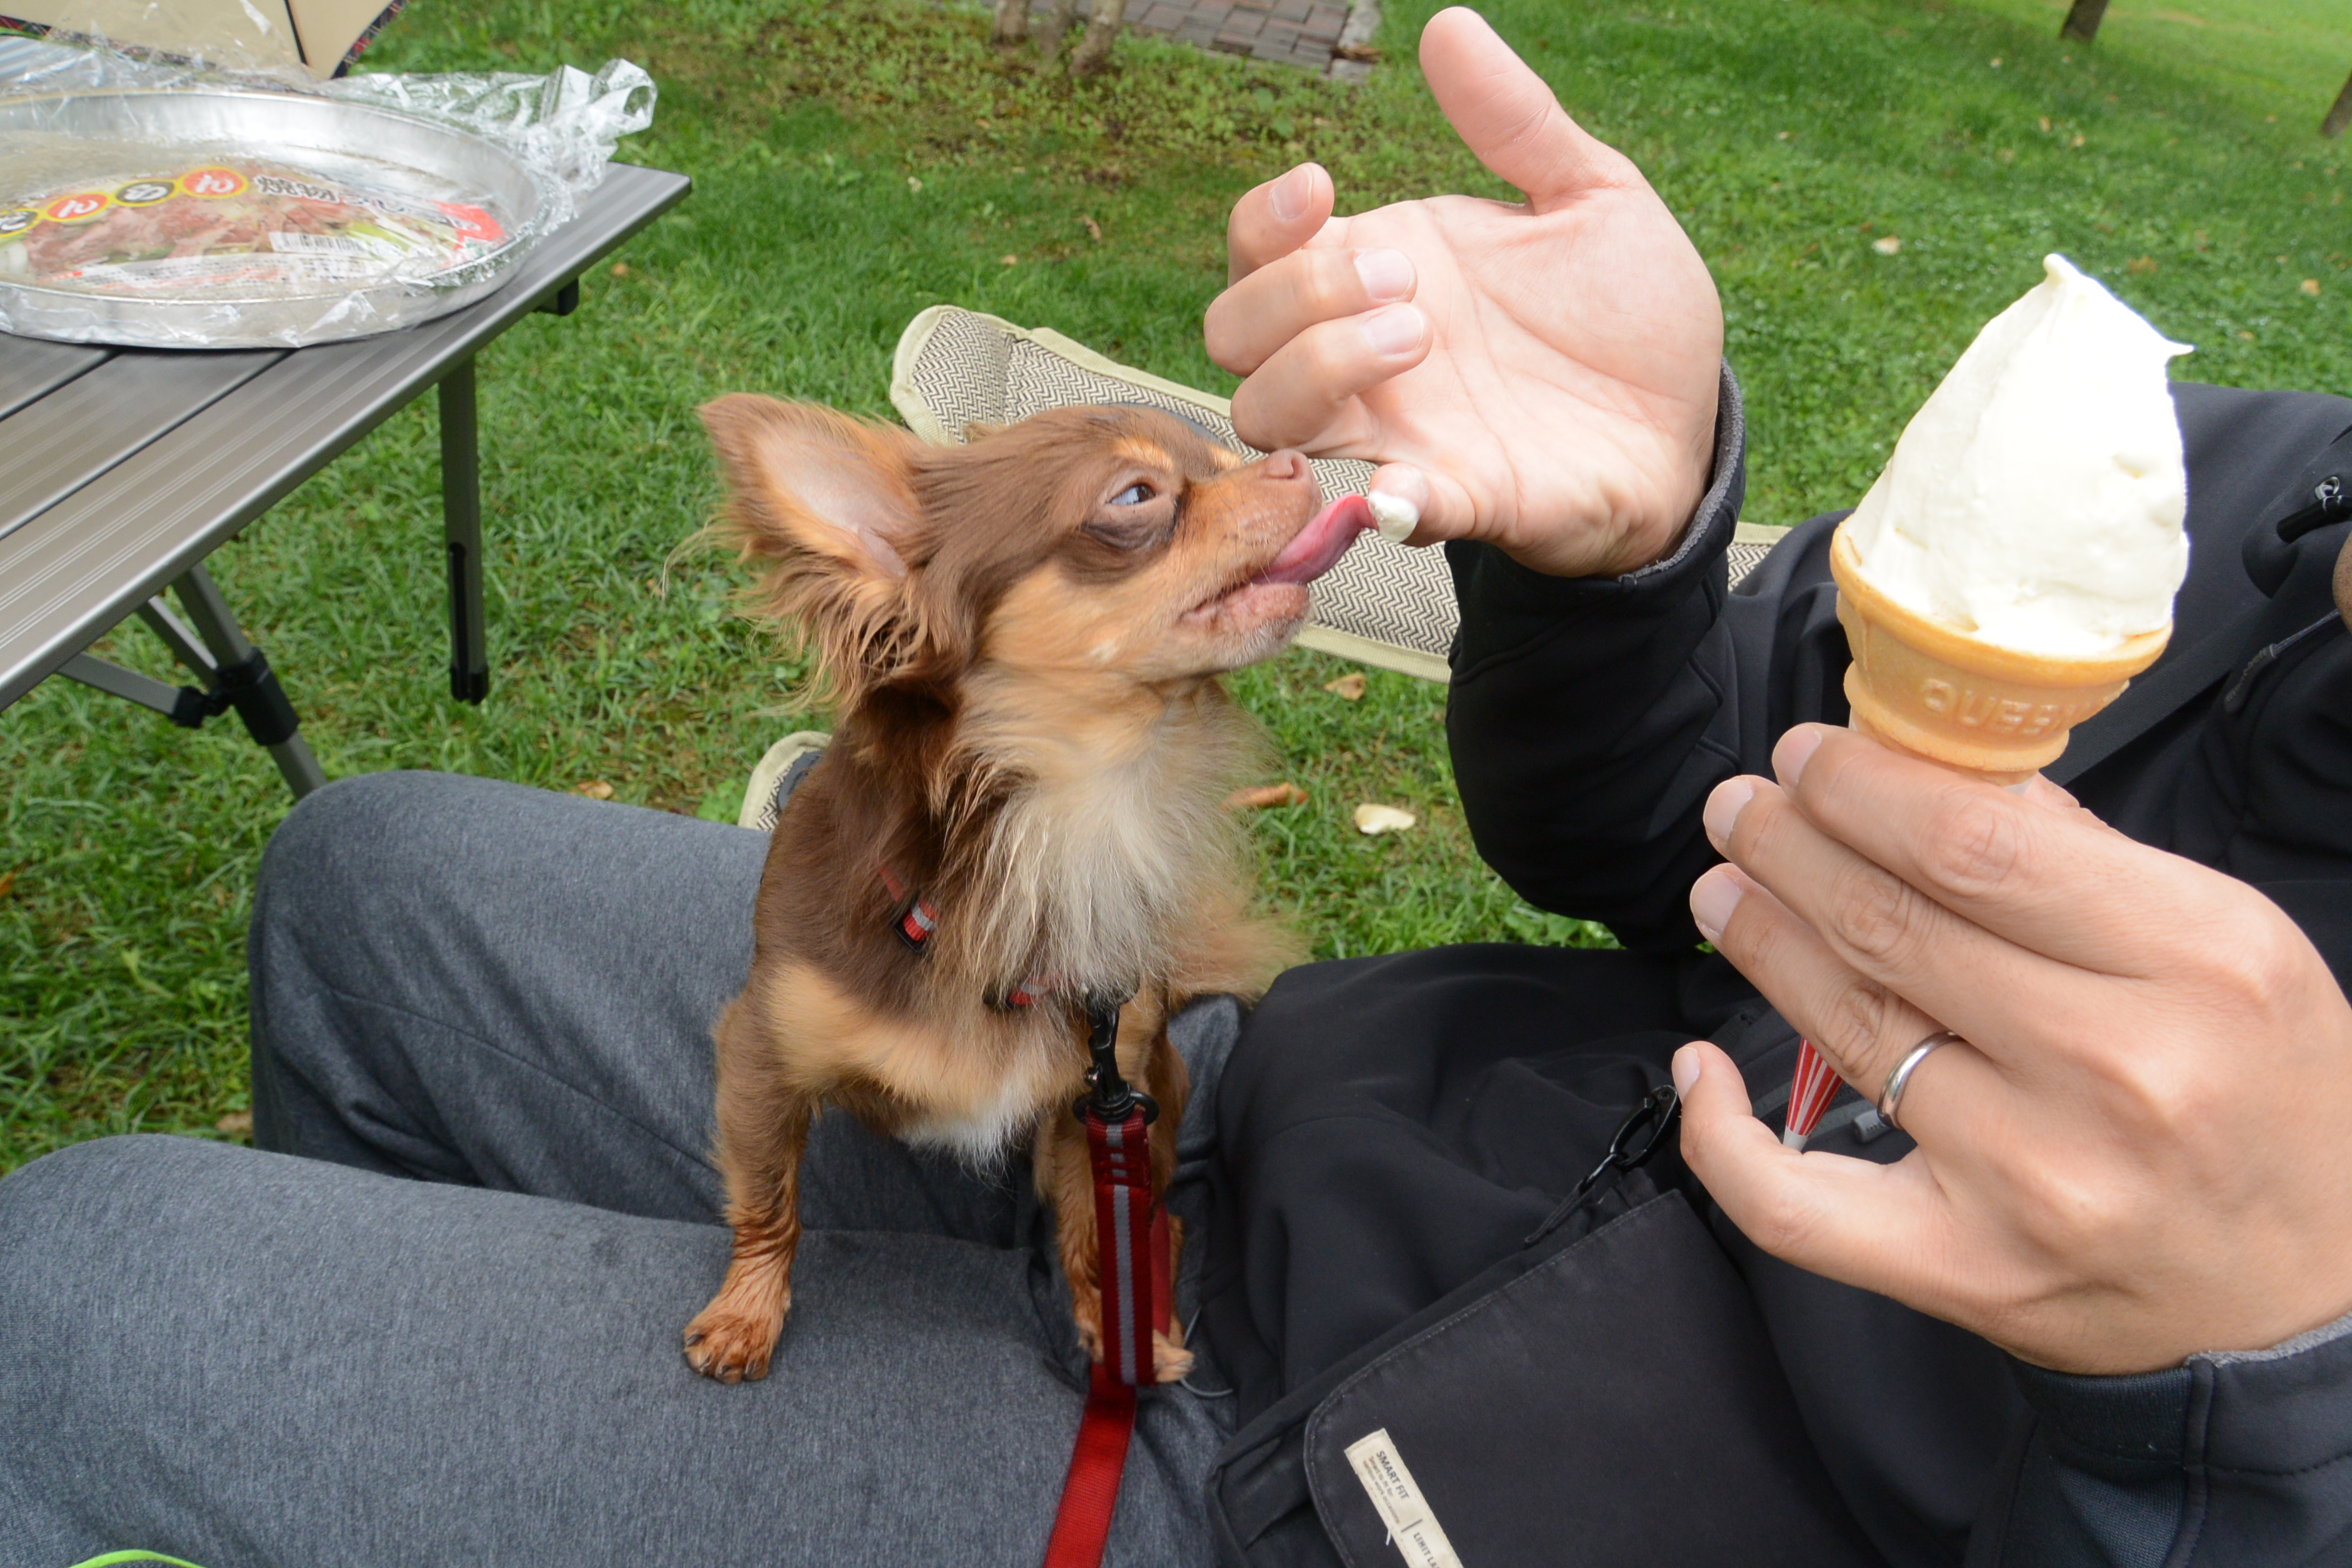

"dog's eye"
[1110, 482, 1155, 507]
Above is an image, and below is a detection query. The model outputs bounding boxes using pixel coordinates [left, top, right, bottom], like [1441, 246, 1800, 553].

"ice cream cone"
[1830, 528, 2168, 786]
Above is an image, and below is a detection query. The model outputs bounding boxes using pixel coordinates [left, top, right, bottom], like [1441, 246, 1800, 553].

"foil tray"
[0, 88, 555, 349]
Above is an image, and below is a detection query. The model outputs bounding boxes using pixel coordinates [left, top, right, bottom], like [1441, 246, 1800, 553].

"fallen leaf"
[1872, 235, 1902, 255]
[0, 868, 15, 899]
[999, 254, 1020, 266]
[907, 175, 924, 192]
[1353, 802, 1417, 835]
[1323, 672, 1367, 700]
[2127, 256, 2158, 276]
[2238, 329, 2258, 341]
[1775, 129, 1792, 141]
[2038, 116, 2051, 132]
[575, 780, 615, 800]
[215, 1111, 254, 1136]
[2303, 278, 2322, 296]
[2070, 134, 2086, 148]
[1081, 214, 1103, 241]
[609, 261, 631, 278]
[1228, 781, 1309, 810]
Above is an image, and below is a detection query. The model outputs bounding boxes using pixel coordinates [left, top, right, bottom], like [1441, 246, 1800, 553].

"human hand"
[1676, 724, 2352, 1375]
[1203, 7, 1723, 579]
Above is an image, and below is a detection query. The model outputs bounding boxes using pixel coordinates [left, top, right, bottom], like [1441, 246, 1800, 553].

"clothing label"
[1344, 1428, 1463, 1568]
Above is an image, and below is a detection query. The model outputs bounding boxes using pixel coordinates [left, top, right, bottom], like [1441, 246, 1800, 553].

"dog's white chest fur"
[965, 727, 1238, 992]
[896, 1028, 1068, 1165]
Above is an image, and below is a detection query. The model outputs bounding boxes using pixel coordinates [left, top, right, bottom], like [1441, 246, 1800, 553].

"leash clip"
[1075, 991, 1156, 1125]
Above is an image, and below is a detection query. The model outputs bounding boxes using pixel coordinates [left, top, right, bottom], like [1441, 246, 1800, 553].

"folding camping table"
[0, 161, 691, 797]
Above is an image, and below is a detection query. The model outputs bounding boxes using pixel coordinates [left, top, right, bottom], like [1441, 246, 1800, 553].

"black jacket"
[1202, 377, 2352, 1568]
[1442, 374, 2352, 1565]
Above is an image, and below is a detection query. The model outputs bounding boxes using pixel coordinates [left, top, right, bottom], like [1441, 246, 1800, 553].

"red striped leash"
[1042, 993, 1168, 1568]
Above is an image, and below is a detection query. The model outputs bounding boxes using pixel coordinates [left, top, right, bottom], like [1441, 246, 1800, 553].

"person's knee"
[253, 770, 453, 937]
[0, 1136, 212, 1309]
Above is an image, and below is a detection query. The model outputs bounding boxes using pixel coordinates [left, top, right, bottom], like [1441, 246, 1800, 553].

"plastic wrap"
[0, 38, 654, 348]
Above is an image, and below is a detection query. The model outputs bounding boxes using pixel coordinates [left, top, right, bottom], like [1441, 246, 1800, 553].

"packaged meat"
[0, 39, 654, 347]
[1, 162, 506, 292]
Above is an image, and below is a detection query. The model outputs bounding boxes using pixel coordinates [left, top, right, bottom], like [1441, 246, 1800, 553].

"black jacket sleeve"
[1445, 363, 1810, 953]
[1975, 1312, 2352, 1567]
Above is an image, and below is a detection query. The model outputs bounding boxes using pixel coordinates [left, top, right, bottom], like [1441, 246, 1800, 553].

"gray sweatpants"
[0, 771, 1235, 1568]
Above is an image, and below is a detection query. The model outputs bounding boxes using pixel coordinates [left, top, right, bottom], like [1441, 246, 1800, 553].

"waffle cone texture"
[1831, 527, 2169, 785]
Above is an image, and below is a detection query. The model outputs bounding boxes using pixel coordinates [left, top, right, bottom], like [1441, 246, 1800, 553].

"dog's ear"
[700, 395, 932, 702]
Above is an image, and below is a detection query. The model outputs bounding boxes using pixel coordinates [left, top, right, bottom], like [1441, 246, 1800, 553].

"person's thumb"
[1676, 1041, 1935, 1302]
[1676, 1040, 1844, 1260]
[1418, 7, 1628, 210]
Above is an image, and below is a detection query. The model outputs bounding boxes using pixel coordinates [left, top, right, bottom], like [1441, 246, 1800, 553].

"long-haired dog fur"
[682, 397, 1373, 1384]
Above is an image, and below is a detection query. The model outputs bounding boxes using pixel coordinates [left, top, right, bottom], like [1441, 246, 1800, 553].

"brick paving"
[1045, 0, 1358, 73]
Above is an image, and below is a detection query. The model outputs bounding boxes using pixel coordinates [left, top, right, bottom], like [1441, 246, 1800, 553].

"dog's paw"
[682, 1303, 785, 1384]
[1152, 1331, 1195, 1385]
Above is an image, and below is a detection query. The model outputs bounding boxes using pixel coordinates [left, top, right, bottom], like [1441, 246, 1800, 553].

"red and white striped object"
[1782, 1039, 1844, 1150]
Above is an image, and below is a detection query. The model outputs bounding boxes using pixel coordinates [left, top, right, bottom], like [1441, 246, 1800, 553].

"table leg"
[440, 355, 488, 705]
[170, 565, 327, 799]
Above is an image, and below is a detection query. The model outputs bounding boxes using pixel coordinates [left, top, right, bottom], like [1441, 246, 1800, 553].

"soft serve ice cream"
[1840, 254, 2192, 657]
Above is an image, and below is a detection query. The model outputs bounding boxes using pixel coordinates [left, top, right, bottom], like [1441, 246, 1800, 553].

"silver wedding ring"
[1879, 1030, 1960, 1132]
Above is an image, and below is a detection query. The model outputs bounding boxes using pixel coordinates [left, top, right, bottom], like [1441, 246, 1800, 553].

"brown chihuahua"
[682, 397, 1375, 1385]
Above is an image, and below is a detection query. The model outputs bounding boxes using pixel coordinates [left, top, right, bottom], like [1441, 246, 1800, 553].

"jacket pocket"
[1208, 1185, 1883, 1566]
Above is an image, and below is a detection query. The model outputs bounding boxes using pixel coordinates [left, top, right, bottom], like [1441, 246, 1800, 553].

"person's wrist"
[1495, 487, 1704, 579]
[1595, 491, 1706, 576]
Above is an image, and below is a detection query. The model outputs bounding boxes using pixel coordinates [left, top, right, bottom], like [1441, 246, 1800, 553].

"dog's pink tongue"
[1255, 495, 1374, 587]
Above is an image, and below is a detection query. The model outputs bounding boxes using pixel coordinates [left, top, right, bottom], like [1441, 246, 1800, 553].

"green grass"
[5, 0, 2349, 1172]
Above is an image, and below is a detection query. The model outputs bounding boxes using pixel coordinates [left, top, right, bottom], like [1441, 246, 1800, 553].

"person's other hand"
[1675, 725, 2352, 1375]
[1204, 7, 1723, 579]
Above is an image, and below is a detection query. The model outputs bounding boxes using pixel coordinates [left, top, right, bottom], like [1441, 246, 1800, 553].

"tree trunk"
[2059, 0, 2109, 43]
[990, 0, 1029, 46]
[2326, 68, 2352, 138]
[1036, 0, 1081, 58]
[1069, 0, 1125, 76]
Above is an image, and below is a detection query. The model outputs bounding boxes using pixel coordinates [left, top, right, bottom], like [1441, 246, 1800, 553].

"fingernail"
[1672, 1044, 1702, 1098]
[1702, 777, 1754, 850]
[1775, 726, 1824, 789]
[1354, 248, 1414, 302]
[1269, 165, 1312, 224]
[1689, 868, 1745, 944]
[1361, 304, 1424, 356]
